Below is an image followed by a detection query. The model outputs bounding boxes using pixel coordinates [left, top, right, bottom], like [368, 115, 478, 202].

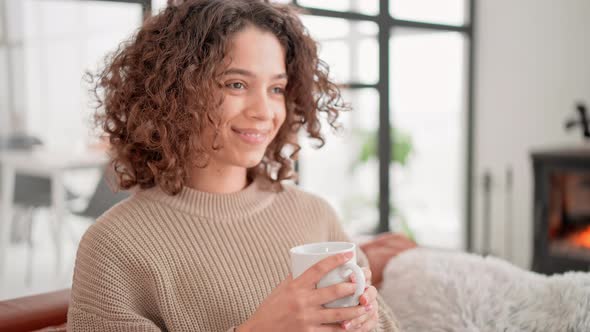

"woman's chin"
[235, 154, 265, 169]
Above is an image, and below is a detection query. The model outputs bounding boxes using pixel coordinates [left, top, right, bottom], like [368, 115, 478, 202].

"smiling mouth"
[231, 127, 270, 144]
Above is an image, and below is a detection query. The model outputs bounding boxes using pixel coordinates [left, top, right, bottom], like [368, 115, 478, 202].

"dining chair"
[70, 170, 131, 221]
[0, 134, 78, 286]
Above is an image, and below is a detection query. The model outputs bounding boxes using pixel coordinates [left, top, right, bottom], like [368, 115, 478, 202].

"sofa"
[0, 289, 69, 331]
[380, 248, 590, 331]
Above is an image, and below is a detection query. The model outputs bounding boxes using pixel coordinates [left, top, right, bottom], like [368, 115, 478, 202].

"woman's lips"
[231, 127, 269, 145]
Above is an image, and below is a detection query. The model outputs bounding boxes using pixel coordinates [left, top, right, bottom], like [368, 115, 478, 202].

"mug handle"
[343, 262, 366, 302]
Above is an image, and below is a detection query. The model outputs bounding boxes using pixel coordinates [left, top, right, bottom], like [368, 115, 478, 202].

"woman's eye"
[272, 86, 285, 94]
[226, 82, 244, 89]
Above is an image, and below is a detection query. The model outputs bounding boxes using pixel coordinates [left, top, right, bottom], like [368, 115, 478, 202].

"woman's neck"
[187, 163, 249, 194]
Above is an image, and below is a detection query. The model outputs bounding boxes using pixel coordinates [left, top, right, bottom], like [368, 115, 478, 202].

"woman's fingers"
[359, 285, 377, 306]
[362, 267, 371, 285]
[297, 252, 353, 287]
[359, 309, 379, 332]
[340, 299, 378, 331]
[312, 276, 376, 308]
[311, 282, 357, 306]
[342, 311, 371, 331]
[316, 324, 354, 332]
[340, 286, 379, 330]
[310, 304, 369, 325]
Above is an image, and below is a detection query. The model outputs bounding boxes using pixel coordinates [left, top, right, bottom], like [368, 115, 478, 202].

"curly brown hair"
[91, 0, 348, 195]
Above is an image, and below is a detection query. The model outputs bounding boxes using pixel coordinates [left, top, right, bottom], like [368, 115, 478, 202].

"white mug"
[290, 242, 366, 308]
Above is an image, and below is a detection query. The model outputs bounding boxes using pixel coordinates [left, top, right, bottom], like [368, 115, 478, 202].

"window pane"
[153, 0, 293, 15]
[4, 0, 23, 42]
[21, 0, 142, 149]
[152, 0, 168, 14]
[299, 89, 380, 236]
[298, 0, 378, 16]
[390, 0, 468, 26]
[301, 16, 378, 84]
[9, 45, 24, 118]
[389, 28, 467, 249]
[0, 1, 4, 42]
[0, 47, 8, 134]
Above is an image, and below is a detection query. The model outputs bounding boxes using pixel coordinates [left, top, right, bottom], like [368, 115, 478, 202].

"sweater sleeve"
[324, 203, 401, 332]
[67, 220, 164, 331]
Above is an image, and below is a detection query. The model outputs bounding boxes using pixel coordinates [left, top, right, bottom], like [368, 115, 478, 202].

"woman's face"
[205, 25, 287, 170]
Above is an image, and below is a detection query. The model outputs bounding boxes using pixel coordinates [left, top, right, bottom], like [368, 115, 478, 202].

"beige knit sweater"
[67, 179, 400, 331]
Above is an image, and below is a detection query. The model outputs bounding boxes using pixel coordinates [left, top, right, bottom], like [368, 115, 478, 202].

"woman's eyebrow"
[223, 68, 287, 80]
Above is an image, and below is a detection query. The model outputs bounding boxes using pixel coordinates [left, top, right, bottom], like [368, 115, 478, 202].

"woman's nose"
[246, 91, 274, 120]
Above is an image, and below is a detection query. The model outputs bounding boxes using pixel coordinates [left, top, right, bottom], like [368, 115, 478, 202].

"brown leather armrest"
[0, 289, 70, 332]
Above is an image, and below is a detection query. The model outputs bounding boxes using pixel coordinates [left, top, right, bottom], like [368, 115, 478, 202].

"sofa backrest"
[0, 289, 70, 332]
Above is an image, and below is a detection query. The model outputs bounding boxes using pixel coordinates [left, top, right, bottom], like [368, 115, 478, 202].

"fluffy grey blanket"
[379, 248, 590, 332]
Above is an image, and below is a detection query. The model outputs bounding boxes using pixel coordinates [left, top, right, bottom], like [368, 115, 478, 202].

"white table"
[0, 148, 108, 279]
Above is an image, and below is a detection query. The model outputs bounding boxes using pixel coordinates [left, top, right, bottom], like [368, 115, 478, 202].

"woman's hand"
[238, 252, 372, 332]
[339, 267, 379, 331]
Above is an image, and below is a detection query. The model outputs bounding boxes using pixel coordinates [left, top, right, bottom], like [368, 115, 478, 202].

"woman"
[68, 0, 401, 331]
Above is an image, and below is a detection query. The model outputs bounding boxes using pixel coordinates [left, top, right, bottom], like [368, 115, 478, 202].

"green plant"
[351, 127, 413, 171]
[351, 127, 416, 241]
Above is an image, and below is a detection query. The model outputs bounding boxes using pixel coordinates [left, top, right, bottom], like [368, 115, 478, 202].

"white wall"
[474, 0, 590, 268]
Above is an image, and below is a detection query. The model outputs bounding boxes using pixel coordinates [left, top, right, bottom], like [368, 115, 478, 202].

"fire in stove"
[569, 226, 590, 249]
[548, 172, 590, 258]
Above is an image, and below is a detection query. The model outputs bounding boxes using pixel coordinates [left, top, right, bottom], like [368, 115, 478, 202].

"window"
[297, 0, 379, 16]
[390, 0, 468, 26]
[0, 0, 146, 148]
[295, 0, 473, 249]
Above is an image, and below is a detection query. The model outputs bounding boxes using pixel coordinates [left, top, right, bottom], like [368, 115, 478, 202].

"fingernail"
[343, 321, 351, 330]
[365, 304, 373, 312]
[359, 295, 366, 305]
